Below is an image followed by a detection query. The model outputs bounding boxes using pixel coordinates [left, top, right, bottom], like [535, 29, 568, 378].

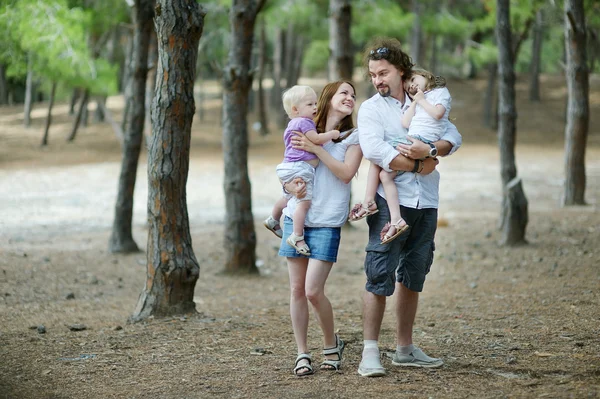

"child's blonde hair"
[282, 85, 316, 118]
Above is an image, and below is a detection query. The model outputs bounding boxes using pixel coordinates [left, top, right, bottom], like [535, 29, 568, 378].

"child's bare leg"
[292, 200, 311, 248]
[363, 162, 381, 208]
[349, 163, 380, 221]
[272, 196, 289, 221]
[379, 170, 402, 223]
[379, 169, 408, 241]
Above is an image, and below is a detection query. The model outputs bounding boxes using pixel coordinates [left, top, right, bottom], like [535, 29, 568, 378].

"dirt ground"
[0, 75, 599, 399]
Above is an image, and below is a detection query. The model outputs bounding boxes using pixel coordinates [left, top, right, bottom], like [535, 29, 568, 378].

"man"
[357, 37, 462, 377]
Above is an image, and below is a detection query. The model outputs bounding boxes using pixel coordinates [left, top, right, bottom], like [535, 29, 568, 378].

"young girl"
[264, 85, 339, 256]
[350, 68, 451, 245]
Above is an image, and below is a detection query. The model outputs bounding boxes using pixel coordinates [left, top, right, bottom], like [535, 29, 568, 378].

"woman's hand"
[397, 136, 430, 159]
[284, 177, 307, 199]
[291, 131, 319, 154]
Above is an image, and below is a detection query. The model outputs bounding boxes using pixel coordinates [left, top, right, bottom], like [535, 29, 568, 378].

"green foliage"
[466, 39, 498, 67]
[0, 0, 119, 94]
[352, 0, 412, 46]
[303, 39, 328, 75]
[423, 10, 473, 39]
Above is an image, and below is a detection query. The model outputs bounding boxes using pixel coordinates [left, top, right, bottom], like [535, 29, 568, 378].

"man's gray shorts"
[364, 194, 437, 295]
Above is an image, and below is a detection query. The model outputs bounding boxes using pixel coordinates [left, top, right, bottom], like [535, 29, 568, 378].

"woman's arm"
[291, 132, 362, 184]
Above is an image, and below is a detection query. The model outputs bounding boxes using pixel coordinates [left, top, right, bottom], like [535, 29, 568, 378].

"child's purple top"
[282, 117, 319, 162]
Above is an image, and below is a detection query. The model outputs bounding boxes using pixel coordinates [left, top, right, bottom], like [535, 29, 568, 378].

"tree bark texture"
[109, 0, 155, 254]
[132, 0, 205, 322]
[328, 0, 353, 81]
[144, 29, 158, 139]
[563, 0, 589, 206]
[483, 63, 497, 129]
[410, 0, 422, 66]
[270, 27, 283, 109]
[222, 0, 266, 274]
[69, 89, 80, 115]
[256, 18, 269, 136]
[496, 0, 528, 245]
[502, 177, 528, 245]
[66, 89, 89, 142]
[0, 64, 8, 105]
[529, 10, 543, 102]
[24, 56, 34, 127]
[41, 82, 57, 146]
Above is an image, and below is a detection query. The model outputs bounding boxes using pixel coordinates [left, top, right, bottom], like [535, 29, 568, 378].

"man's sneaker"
[391, 346, 444, 368]
[358, 347, 386, 377]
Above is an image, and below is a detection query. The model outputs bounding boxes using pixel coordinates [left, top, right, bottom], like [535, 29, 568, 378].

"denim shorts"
[364, 194, 437, 295]
[278, 217, 341, 263]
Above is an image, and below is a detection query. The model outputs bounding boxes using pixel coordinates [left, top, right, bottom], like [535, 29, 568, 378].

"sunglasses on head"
[369, 47, 390, 59]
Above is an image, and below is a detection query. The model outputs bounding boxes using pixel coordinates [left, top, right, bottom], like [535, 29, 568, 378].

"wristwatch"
[428, 143, 438, 158]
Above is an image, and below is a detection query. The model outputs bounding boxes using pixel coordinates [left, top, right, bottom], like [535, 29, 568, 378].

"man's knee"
[364, 251, 396, 296]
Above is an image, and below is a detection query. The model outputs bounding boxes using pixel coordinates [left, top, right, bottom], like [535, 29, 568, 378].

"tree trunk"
[483, 63, 497, 129]
[69, 89, 80, 115]
[131, 0, 205, 322]
[283, 23, 295, 87]
[410, 0, 422, 65]
[496, 0, 528, 246]
[41, 82, 57, 146]
[222, 0, 266, 274]
[562, 0, 589, 206]
[121, 31, 135, 133]
[429, 34, 438, 74]
[196, 68, 204, 121]
[109, 0, 155, 254]
[502, 177, 528, 245]
[529, 10, 543, 102]
[256, 18, 269, 136]
[328, 0, 353, 81]
[270, 27, 283, 109]
[0, 64, 8, 105]
[97, 101, 124, 143]
[144, 28, 158, 139]
[24, 55, 34, 127]
[81, 97, 89, 127]
[66, 89, 90, 142]
[288, 35, 304, 88]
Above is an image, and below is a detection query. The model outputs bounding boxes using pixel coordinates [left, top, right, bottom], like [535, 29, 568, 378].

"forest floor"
[0, 75, 599, 399]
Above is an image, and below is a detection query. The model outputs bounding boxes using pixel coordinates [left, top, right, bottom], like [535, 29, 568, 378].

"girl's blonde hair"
[411, 67, 446, 91]
[282, 85, 316, 118]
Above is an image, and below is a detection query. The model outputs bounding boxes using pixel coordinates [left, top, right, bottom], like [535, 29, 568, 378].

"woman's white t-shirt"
[283, 131, 359, 228]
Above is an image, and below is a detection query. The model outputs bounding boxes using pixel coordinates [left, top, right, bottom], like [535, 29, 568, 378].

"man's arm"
[358, 102, 400, 172]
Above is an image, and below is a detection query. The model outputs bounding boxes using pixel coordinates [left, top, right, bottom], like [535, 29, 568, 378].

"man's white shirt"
[358, 92, 462, 209]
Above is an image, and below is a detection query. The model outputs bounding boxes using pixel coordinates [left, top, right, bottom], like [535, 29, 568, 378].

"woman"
[279, 81, 363, 376]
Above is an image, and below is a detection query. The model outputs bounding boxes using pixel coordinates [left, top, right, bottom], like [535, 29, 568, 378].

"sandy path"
[1, 143, 598, 247]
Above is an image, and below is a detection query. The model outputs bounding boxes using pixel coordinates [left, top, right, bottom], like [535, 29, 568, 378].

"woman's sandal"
[293, 353, 314, 377]
[380, 219, 409, 244]
[263, 216, 283, 238]
[348, 201, 379, 222]
[286, 232, 311, 256]
[320, 334, 345, 371]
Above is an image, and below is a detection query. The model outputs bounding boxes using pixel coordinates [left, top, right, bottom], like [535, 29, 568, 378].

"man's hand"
[285, 177, 307, 199]
[396, 136, 430, 159]
[419, 157, 439, 175]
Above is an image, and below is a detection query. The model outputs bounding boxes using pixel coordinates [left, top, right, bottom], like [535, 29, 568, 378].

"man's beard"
[377, 85, 391, 97]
